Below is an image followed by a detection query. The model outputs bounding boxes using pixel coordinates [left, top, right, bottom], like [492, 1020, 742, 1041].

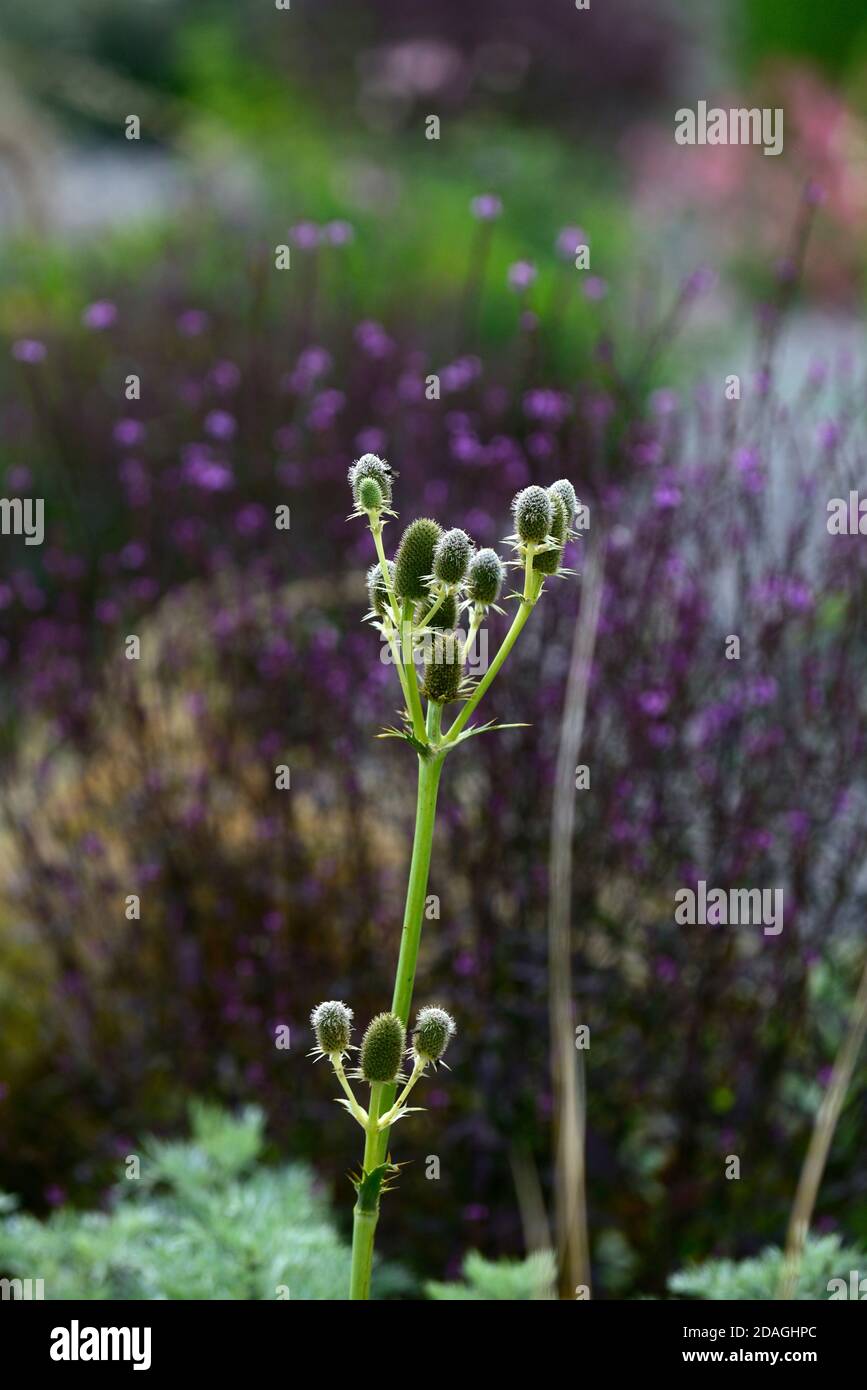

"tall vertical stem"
[348, 702, 445, 1298]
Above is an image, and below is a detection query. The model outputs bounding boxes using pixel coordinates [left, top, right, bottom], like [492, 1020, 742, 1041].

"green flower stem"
[376, 1056, 426, 1130]
[330, 1055, 368, 1128]
[446, 553, 541, 744]
[350, 1081, 384, 1300]
[350, 703, 445, 1298]
[415, 587, 447, 631]
[459, 602, 484, 665]
[446, 598, 533, 743]
[371, 521, 427, 745]
[400, 599, 427, 743]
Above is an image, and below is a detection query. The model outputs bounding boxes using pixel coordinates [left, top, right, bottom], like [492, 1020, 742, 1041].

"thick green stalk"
[350, 1082, 384, 1300]
[349, 704, 445, 1298]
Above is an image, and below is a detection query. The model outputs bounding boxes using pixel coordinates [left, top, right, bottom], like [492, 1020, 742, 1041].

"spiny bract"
[513, 485, 553, 544]
[433, 528, 473, 586]
[367, 560, 395, 618]
[311, 1000, 354, 1055]
[394, 518, 443, 602]
[422, 629, 464, 704]
[412, 1006, 456, 1063]
[360, 1012, 406, 1083]
[467, 548, 505, 606]
[348, 453, 392, 507]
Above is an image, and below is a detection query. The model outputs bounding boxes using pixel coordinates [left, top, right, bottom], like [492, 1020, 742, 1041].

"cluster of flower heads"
[310, 999, 456, 1132]
[349, 453, 580, 706]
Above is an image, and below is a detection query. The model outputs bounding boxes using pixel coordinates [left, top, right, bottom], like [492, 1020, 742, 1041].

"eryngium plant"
[311, 454, 579, 1298]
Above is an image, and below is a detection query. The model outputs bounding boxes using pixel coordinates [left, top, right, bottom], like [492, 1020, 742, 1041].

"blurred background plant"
[1, 0, 867, 1299]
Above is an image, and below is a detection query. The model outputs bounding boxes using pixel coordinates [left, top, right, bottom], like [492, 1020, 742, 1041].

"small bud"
[422, 629, 463, 704]
[348, 453, 392, 507]
[513, 485, 553, 544]
[433, 528, 472, 586]
[359, 476, 384, 512]
[534, 493, 568, 574]
[412, 1006, 456, 1063]
[549, 478, 578, 522]
[367, 560, 395, 618]
[394, 517, 443, 602]
[417, 591, 458, 630]
[360, 1011, 406, 1083]
[311, 1000, 353, 1055]
[467, 548, 505, 606]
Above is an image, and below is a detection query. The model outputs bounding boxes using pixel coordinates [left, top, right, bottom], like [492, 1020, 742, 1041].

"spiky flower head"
[549, 478, 578, 523]
[311, 1000, 353, 1055]
[417, 591, 458, 630]
[348, 453, 392, 507]
[433, 528, 473, 587]
[412, 1006, 456, 1063]
[513, 485, 553, 544]
[360, 1012, 406, 1083]
[533, 492, 568, 574]
[358, 476, 384, 513]
[367, 560, 395, 618]
[422, 629, 463, 704]
[467, 548, 505, 606]
[394, 518, 443, 602]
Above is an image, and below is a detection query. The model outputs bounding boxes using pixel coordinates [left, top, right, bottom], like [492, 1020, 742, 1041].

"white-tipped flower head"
[534, 492, 568, 574]
[394, 517, 443, 602]
[467, 548, 505, 606]
[348, 453, 392, 508]
[513, 485, 553, 544]
[367, 560, 395, 618]
[311, 1000, 353, 1055]
[422, 629, 463, 704]
[549, 478, 578, 523]
[412, 1006, 456, 1064]
[360, 1011, 406, 1083]
[433, 528, 473, 587]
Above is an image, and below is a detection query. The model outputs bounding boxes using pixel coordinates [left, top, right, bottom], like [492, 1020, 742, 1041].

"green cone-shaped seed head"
[533, 493, 568, 574]
[549, 478, 578, 523]
[422, 629, 463, 704]
[367, 560, 395, 618]
[417, 591, 458, 630]
[433, 528, 472, 586]
[358, 476, 384, 512]
[311, 1000, 353, 1055]
[348, 453, 392, 507]
[513, 485, 553, 544]
[412, 1006, 456, 1063]
[467, 548, 505, 606]
[360, 1011, 406, 1082]
[394, 518, 442, 602]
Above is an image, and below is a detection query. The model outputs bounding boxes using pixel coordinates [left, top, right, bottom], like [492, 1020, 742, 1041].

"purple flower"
[507, 260, 537, 292]
[82, 300, 118, 330]
[638, 689, 671, 717]
[354, 320, 394, 359]
[323, 219, 354, 246]
[176, 309, 210, 337]
[113, 419, 146, 447]
[210, 360, 241, 392]
[12, 339, 47, 363]
[289, 221, 321, 249]
[523, 388, 571, 427]
[470, 193, 502, 221]
[235, 503, 268, 537]
[555, 225, 587, 259]
[204, 410, 237, 441]
[583, 275, 608, 301]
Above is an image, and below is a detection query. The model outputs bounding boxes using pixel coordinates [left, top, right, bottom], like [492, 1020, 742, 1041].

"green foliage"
[0, 1103, 400, 1300]
[426, 1250, 556, 1301]
[669, 1235, 867, 1301]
